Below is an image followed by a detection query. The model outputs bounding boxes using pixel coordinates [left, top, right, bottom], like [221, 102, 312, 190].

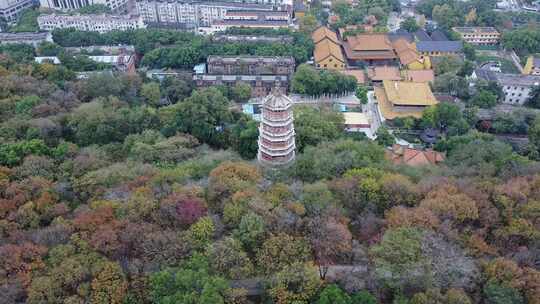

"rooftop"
[340, 69, 366, 84]
[453, 26, 499, 34]
[313, 39, 344, 64]
[0, 32, 51, 42]
[474, 68, 540, 86]
[346, 34, 393, 51]
[403, 69, 435, 83]
[382, 80, 438, 106]
[312, 26, 340, 45]
[368, 66, 401, 81]
[416, 41, 462, 53]
[393, 38, 419, 65]
[386, 144, 445, 166]
[343, 112, 370, 126]
[263, 91, 293, 110]
[207, 55, 295, 64]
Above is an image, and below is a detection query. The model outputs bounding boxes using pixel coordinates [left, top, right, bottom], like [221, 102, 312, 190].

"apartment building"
[37, 14, 146, 33]
[39, 0, 128, 11]
[135, 0, 281, 27]
[0, 0, 34, 21]
[452, 27, 501, 45]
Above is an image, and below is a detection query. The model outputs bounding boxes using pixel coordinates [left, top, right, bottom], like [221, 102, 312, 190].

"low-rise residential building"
[473, 68, 540, 105]
[37, 14, 146, 33]
[523, 55, 540, 76]
[0, 32, 52, 46]
[0, 0, 34, 21]
[212, 34, 294, 44]
[452, 27, 500, 45]
[374, 80, 438, 120]
[312, 26, 345, 70]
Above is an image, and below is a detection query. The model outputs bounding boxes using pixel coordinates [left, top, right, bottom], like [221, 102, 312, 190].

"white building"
[0, 0, 35, 21]
[473, 68, 540, 105]
[37, 14, 146, 33]
[39, 0, 128, 11]
[135, 0, 284, 27]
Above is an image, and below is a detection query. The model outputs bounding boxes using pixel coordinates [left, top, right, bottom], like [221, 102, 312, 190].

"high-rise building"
[39, 0, 128, 11]
[0, 0, 35, 21]
[257, 92, 296, 166]
[134, 0, 286, 27]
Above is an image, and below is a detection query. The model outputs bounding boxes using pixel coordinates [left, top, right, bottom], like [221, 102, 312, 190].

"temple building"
[257, 92, 296, 166]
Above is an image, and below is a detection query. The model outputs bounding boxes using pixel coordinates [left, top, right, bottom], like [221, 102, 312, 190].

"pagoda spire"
[257, 92, 296, 166]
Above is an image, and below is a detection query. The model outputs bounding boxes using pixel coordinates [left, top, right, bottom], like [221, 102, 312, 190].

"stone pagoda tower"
[257, 92, 296, 166]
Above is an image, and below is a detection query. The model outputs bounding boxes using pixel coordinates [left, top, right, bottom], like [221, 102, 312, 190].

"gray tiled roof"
[416, 41, 462, 52]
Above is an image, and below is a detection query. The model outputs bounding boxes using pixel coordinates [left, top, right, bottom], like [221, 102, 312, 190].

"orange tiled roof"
[341, 69, 366, 84]
[403, 69, 435, 83]
[312, 26, 340, 45]
[393, 38, 420, 65]
[368, 66, 401, 81]
[386, 144, 445, 166]
[347, 34, 393, 51]
[313, 38, 345, 64]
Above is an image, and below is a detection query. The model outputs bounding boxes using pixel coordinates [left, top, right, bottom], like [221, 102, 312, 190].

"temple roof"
[263, 92, 293, 110]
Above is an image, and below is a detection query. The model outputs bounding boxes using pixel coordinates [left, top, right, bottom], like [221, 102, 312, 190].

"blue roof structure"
[416, 41, 463, 52]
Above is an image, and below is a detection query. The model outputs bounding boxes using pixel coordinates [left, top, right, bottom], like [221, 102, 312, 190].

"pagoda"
[257, 92, 296, 166]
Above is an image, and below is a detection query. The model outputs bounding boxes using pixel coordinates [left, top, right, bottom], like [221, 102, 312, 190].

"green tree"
[376, 126, 395, 147]
[141, 82, 161, 106]
[231, 82, 252, 103]
[267, 263, 321, 304]
[355, 85, 369, 104]
[400, 17, 420, 32]
[526, 85, 540, 109]
[483, 282, 524, 304]
[470, 90, 498, 109]
[150, 254, 229, 304]
[351, 290, 378, 304]
[299, 14, 318, 34]
[370, 227, 427, 290]
[233, 212, 265, 251]
[294, 105, 344, 152]
[160, 88, 233, 147]
[317, 284, 351, 304]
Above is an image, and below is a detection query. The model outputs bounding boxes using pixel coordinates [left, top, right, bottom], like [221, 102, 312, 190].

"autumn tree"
[267, 263, 321, 304]
[256, 233, 311, 275]
[90, 262, 128, 304]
